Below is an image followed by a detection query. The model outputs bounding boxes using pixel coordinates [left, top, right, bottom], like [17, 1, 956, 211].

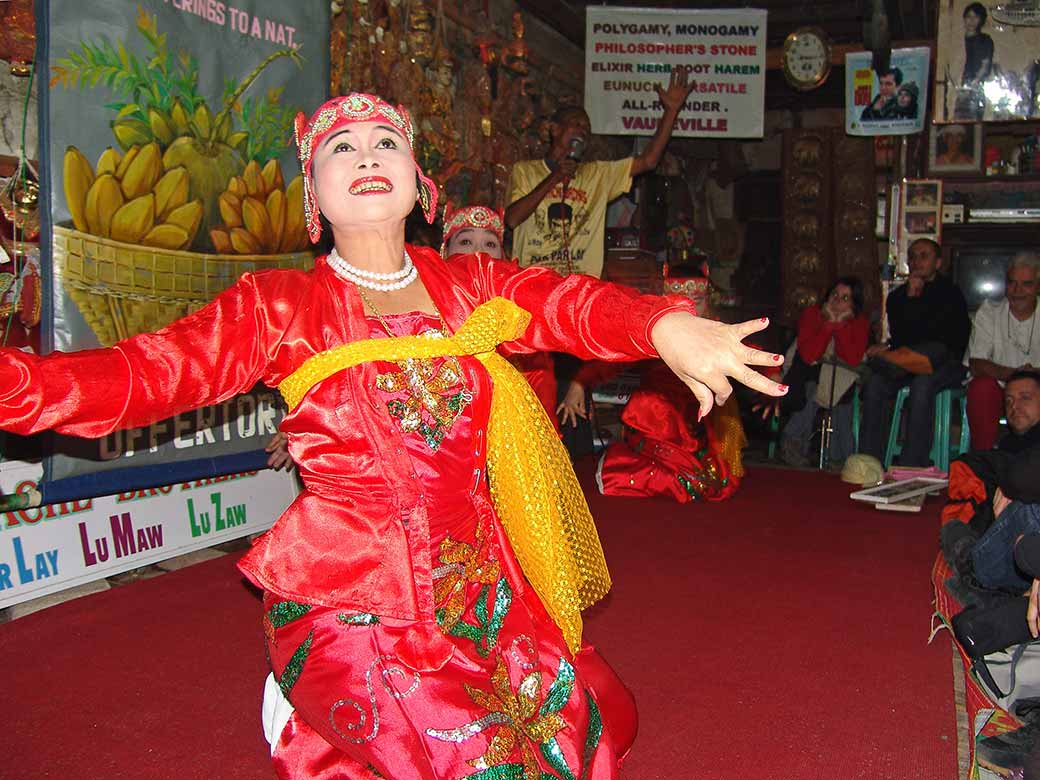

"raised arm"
[630, 70, 695, 177]
[0, 273, 274, 437]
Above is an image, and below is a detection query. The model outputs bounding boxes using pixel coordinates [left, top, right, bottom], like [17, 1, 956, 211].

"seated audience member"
[776, 277, 870, 468]
[966, 251, 1040, 451]
[860, 238, 970, 467]
[970, 512, 1040, 775]
[942, 371, 1040, 583]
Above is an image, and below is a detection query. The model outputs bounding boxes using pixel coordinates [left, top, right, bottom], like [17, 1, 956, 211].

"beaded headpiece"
[439, 203, 505, 257]
[294, 93, 439, 243]
[663, 260, 714, 313]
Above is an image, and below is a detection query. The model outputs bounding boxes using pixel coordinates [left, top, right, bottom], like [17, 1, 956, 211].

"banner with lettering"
[845, 47, 930, 136]
[584, 7, 766, 138]
[0, 458, 297, 609]
[37, 0, 327, 502]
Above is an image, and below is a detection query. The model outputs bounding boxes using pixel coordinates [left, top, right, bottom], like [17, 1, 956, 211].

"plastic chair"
[882, 386, 970, 471]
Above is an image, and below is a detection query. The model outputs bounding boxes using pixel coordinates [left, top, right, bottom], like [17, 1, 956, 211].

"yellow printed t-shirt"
[507, 158, 633, 279]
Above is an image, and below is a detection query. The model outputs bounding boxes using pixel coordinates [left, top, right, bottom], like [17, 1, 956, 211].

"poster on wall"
[584, 7, 766, 138]
[935, 0, 1040, 122]
[845, 47, 930, 136]
[0, 457, 298, 609]
[38, 0, 328, 503]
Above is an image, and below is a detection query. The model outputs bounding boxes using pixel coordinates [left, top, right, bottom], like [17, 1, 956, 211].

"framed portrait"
[928, 123, 982, 173]
[896, 179, 943, 274]
[934, 0, 1040, 123]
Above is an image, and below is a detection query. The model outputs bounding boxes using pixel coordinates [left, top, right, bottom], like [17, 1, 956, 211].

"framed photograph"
[849, 477, 949, 504]
[905, 211, 938, 234]
[896, 180, 943, 273]
[929, 123, 982, 173]
[906, 181, 939, 208]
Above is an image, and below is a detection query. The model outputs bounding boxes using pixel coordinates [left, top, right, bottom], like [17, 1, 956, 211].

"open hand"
[751, 397, 781, 421]
[655, 69, 695, 114]
[556, 380, 588, 428]
[994, 486, 1011, 518]
[651, 312, 786, 418]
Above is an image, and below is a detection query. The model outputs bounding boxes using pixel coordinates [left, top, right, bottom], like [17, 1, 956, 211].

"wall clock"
[782, 27, 832, 91]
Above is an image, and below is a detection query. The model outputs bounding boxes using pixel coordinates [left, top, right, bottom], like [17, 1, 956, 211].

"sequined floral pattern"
[426, 655, 593, 780]
[376, 332, 473, 451]
[434, 524, 512, 656]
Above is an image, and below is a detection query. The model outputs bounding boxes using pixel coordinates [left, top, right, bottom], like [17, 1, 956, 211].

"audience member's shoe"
[779, 436, 810, 468]
[944, 573, 1011, 610]
[941, 521, 980, 577]
[976, 721, 1040, 772]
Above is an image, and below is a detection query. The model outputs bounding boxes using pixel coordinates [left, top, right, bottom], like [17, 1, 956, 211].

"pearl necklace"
[327, 248, 417, 291]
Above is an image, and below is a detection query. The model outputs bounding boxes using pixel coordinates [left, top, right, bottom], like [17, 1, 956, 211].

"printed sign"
[935, 0, 1040, 123]
[39, 0, 328, 501]
[585, 7, 766, 138]
[0, 458, 298, 608]
[845, 47, 930, 136]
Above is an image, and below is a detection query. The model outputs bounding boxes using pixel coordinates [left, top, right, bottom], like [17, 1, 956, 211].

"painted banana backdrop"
[54, 7, 306, 255]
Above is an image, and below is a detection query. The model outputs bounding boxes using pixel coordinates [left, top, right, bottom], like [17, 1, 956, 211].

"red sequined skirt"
[263, 512, 636, 779]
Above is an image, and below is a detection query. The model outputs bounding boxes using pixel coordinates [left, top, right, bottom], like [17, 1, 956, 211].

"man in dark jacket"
[860, 238, 971, 466]
[965, 371, 1040, 589]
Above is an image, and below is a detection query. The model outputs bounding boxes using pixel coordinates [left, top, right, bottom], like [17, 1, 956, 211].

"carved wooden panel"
[832, 133, 880, 317]
[781, 129, 880, 325]
[781, 130, 833, 324]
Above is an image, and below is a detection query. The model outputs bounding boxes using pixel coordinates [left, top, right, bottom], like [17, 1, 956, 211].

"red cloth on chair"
[967, 375, 1004, 452]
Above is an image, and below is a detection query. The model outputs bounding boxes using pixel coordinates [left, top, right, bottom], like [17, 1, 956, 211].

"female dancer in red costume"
[563, 265, 753, 503]
[441, 203, 506, 260]
[0, 95, 786, 778]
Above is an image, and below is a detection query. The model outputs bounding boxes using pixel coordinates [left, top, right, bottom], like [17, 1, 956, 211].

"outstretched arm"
[459, 255, 787, 414]
[0, 274, 272, 437]
[651, 313, 786, 417]
[631, 70, 695, 177]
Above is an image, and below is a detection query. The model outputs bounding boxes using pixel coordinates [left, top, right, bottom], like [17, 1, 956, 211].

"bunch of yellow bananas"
[210, 160, 309, 255]
[63, 144, 203, 251]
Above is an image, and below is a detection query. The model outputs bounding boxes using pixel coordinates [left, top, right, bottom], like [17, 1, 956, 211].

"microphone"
[566, 136, 586, 161]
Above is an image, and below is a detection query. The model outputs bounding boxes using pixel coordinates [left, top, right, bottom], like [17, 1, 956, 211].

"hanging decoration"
[329, 0, 585, 209]
[0, 0, 35, 76]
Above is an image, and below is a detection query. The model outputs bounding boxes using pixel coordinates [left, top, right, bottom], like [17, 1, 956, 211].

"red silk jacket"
[0, 246, 693, 616]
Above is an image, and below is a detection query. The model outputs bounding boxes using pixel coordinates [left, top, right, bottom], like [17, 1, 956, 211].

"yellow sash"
[279, 297, 611, 654]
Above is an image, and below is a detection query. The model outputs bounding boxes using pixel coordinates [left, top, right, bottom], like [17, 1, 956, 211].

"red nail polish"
[779, 384, 789, 393]
[760, 317, 768, 323]
[773, 354, 781, 362]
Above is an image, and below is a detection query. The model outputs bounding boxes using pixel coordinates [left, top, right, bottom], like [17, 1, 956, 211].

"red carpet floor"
[3, 464, 958, 780]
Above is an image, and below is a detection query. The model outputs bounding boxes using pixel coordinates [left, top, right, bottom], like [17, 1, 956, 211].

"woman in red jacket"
[779, 276, 870, 467]
[0, 94, 787, 779]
